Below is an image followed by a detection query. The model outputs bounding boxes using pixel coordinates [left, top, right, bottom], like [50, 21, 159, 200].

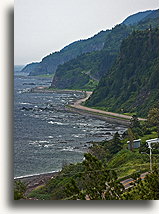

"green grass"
[123, 112, 137, 116]
[37, 74, 55, 78]
[83, 79, 99, 90]
[107, 150, 150, 177]
[140, 132, 158, 143]
[27, 188, 51, 200]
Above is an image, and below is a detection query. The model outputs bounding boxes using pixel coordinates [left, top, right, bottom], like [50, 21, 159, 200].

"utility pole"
[149, 145, 152, 172]
[146, 138, 159, 172]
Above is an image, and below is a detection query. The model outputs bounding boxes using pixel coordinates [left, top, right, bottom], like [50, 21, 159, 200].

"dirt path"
[70, 91, 146, 121]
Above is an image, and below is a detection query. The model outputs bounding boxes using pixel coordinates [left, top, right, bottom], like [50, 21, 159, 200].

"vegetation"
[51, 49, 116, 89]
[24, 30, 110, 76]
[147, 106, 159, 137]
[16, 9, 159, 200]
[14, 180, 26, 200]
[22, 114, 159, 200]
[122, 10, 153, 26]
[86, 28, 159, 117]
[51, 10, 159, 90]
[122, 169, 159, 200]
[22, 10, 158, 81]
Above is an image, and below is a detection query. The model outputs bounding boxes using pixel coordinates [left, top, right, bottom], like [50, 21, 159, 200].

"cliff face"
[86, 29, 159, 117]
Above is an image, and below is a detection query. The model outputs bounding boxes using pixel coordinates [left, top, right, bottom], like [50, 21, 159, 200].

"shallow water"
[14, 73, 126, 177]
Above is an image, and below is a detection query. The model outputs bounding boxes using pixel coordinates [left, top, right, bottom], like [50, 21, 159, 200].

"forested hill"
[86, 28, 159, 117]
[51, 24, 131, 89]
[21, 30, 110, 75]
[51, 10, 159, 89]
[21, 9, 158, 76]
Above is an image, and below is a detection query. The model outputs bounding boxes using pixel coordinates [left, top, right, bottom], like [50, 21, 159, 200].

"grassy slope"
[26, 129, 158, 200]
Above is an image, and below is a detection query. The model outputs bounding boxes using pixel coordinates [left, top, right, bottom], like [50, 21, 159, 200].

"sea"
[14, 71, 126, 178]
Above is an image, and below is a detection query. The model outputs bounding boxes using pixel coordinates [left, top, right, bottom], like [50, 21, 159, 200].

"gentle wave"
[19, 102, 32, 105]
[48, 121, 66, 125]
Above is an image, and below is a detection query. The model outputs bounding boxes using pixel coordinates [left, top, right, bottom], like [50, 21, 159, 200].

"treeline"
[86, 28, 159, 117]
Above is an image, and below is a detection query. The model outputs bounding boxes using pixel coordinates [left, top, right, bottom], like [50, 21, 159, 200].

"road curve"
[70, 91, 146, 121]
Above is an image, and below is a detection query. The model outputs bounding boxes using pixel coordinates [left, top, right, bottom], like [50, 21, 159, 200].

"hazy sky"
[14, 0, 159, 65]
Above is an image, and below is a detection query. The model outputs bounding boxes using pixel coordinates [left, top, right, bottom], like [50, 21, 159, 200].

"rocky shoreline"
[14, 86, 129, 197]
[30, 86, 131, 126]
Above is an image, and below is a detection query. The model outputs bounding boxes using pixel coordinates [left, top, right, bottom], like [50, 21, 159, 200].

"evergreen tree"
[148, 107, 159, 137]
[109, 132, 122, 154]
[130, 115, 141, 129]
[14, 180, 26, 200]
[128, 128, 135, 151]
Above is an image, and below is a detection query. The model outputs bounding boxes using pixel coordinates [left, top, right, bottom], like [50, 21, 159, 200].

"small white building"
[146, 138, 159, 148]
[127, 139, 141, 150]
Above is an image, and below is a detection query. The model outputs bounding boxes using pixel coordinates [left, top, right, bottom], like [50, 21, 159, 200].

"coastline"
[14, 86, 140, 196]
[14, 171, 59, 196]
[30, 87, 128, 126]
[30, 87, 145, 125]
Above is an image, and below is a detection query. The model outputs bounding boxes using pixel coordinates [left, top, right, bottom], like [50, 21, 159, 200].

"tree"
[129, 115, 144, 137]
[90, 143, 109, 162]
[14, 180, 26, 200]
[109, 132, 122, 154]
[65, 153, 124, 200]
[130, 115, 141, 129]
[128, 128, 135, 151]
[147, 107, 159, 137]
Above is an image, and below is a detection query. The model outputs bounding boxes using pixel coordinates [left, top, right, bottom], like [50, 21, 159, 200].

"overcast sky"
[14, 0, 158, 65]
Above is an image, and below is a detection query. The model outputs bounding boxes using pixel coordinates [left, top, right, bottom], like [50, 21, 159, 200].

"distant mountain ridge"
[21, 30, 110, 75]
[21, 9, 158, 76]
[122, 10, 153, 25]
[51, 9, 159, 89]
[20, 62, 39, 73]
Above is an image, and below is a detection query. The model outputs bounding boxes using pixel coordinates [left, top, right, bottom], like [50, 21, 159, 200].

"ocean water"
[14, 73, 126, 178]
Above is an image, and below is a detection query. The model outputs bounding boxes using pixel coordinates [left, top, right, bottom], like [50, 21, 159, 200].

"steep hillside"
[51, 10, 159, 89]
[51, 24, 132, 89]
[51, 49, 117, 89]
[86, 29, 159, 117]
[26, 30, 110, 76]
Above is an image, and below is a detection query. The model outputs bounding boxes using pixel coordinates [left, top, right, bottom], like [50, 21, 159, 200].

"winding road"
[70, 91, 146, 121]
